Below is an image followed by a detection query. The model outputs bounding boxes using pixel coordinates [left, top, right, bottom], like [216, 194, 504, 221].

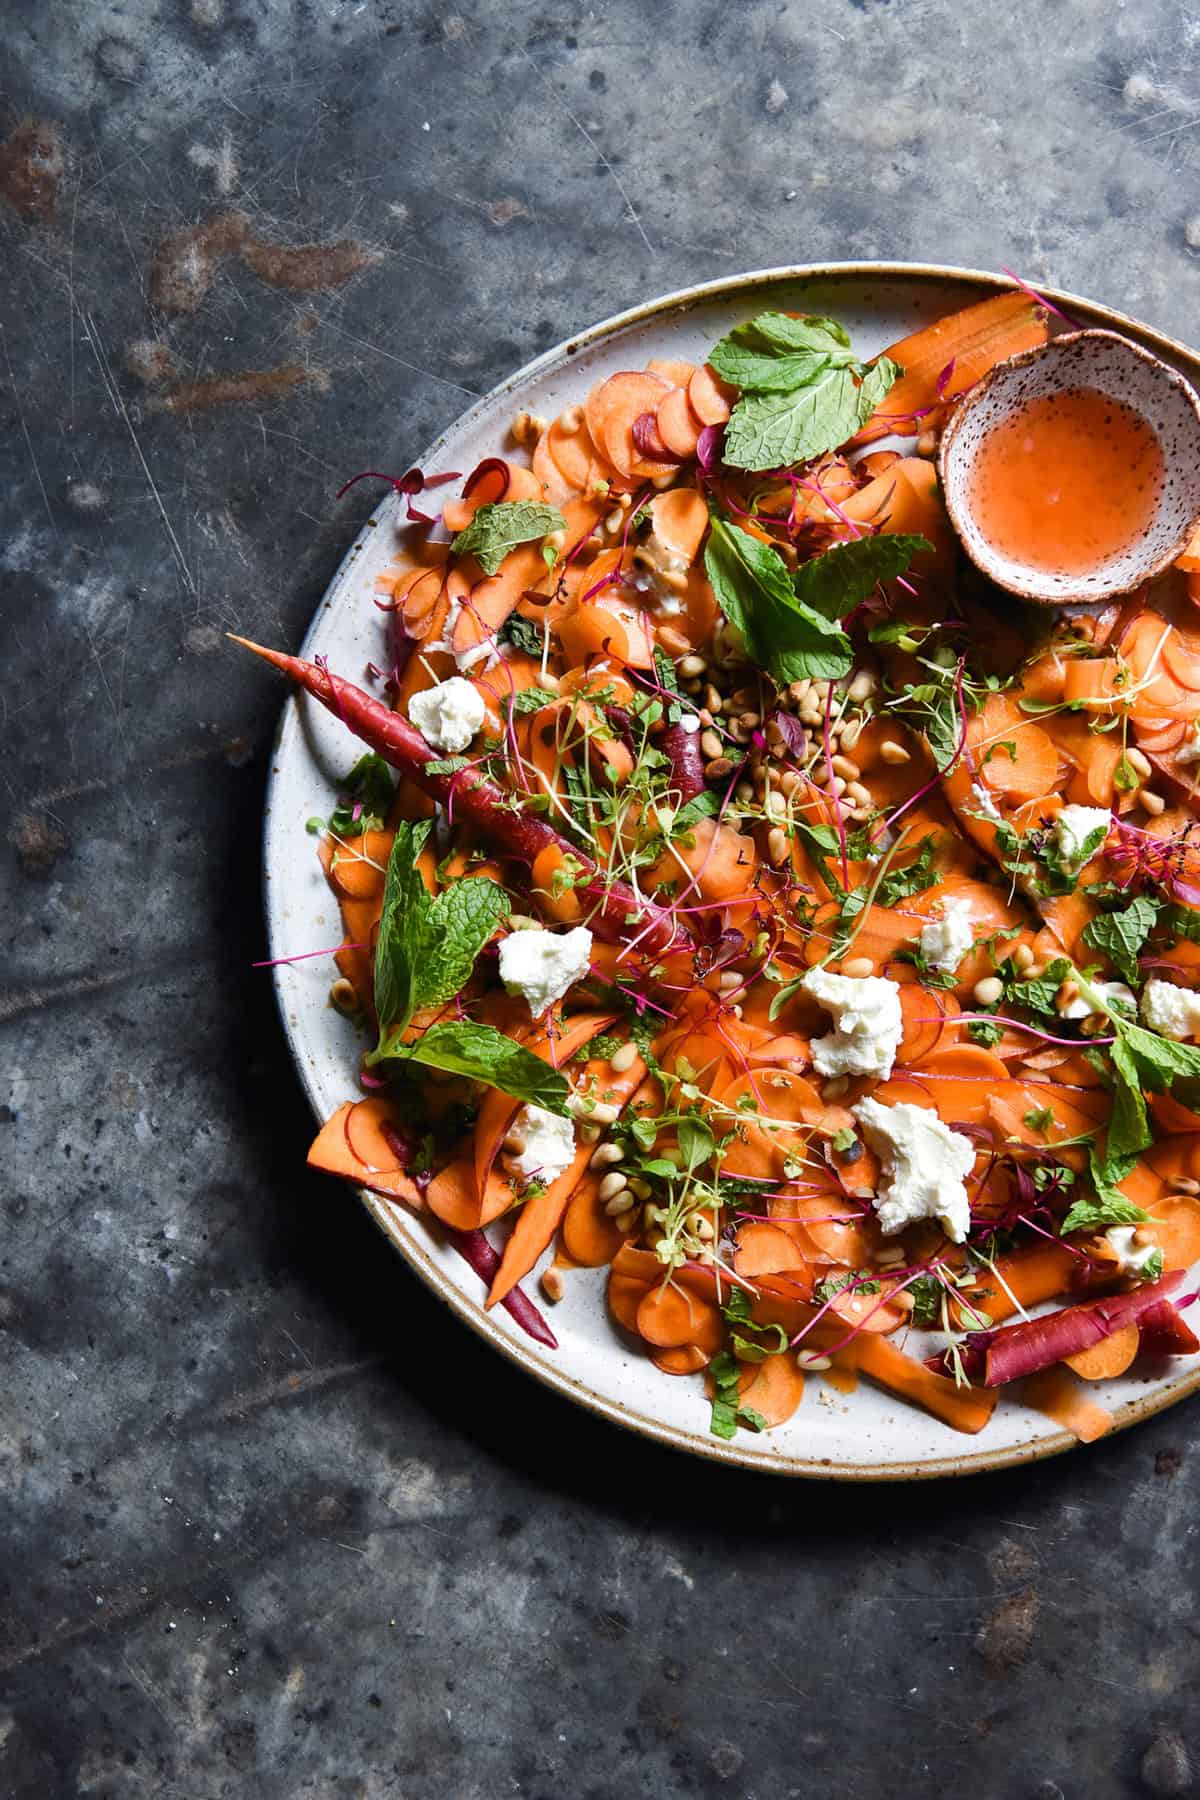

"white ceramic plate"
[264, 263, 1200, 1479]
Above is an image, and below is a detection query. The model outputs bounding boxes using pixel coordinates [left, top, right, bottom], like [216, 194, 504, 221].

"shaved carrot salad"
[245, 287, 1200, 1447]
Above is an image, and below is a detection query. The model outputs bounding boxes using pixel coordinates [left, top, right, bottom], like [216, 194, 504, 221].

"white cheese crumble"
[1140, 977, 1200, 1042]
[852, 1097, 976, 1242]
[800, 967, 904, 1080]
[498, 925, 594, 1017]
[918, 897, 975, 973]
[968, 781, 1002, 823]
[408, 676, 486, 753]
[677, 712, 701, 734]
[1054, 804, 1112, 868]
[1175, 725, 1200, 767]
[506, 1104, 576, 1185]
[1061, 978, 1135, 1022]
[1104, 1226, 1159, 1278]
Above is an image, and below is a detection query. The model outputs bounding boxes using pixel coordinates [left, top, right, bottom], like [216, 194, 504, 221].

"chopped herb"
[451, 500, 566, 576]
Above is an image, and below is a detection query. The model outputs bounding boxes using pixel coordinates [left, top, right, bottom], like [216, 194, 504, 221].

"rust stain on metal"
[9, 813, 69, 877]
[150, 210, 382, 315]
[0, 120, 65, 221]
[976, 1585, 1040, 1672]
[153, 363, 330, 414]
[125, 339, 179, 386]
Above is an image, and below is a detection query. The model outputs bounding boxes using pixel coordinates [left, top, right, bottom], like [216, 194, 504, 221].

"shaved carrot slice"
[734, 1352, 806, 1428]
[654, 1344, 710, 1375]
[853, 291, 1048, 444]
[855, 1334, 999, 1433]
[646, 356, 698, 386]
[649, 487, 709, 565]
[1064, 1321, 1140, 1380]
[586, 371, 673, 479]
[688, 364, 734, 425]
[656, 385, 704, 458]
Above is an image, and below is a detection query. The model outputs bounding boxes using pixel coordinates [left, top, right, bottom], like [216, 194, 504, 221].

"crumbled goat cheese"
[1104, 1226, 1159, 1278]
[1061, 978, 1136, 1022]
[408, 676, 486, 753]
[677, 712, 701, 734]
[506, 1105, 575, 1185]
[800, 967, 904, 1079]
[918, 897, 975, 972]
[498, 925, 594, 1017]
[852, 1097, 976, 1242]
[1175, 726, 1200, 767]
[1054, 804, 1112, 867]
[1140, 977, 1200, 1042]
[968, 782, 1002, 823]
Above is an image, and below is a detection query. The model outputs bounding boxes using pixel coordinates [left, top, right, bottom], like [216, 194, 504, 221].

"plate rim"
[265, 259, 1200, 1480]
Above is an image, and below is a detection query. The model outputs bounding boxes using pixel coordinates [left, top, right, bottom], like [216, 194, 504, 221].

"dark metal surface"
[2, 5, 1198, 1795]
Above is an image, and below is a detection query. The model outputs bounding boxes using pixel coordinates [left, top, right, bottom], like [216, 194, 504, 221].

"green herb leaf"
[326, 752, 396, 837]
[505, 686, 563, 715]
[677, 1114, 716, 1171]
[412, 877, 510, 1012]
[1060, 1191, 1150, 1236]
[398, 1020, 572, 1114]
[721, 358, 900, 472]
[498, 613, 545, 656]
[908, 1274, 945, 1329]
[704, 512, 852, 684]
[1121, 1022, 1200, 1092]
[814, 1269, 880, 1303]
[707, 311, 856, 392]
[451, 501, 566, 576]
[1081, 896, 1159, 985]
[372, 820, 434, 1046]
[1107, 1037, 1152, 1158]
[708, 1349, 767, 1440]
[791, 533, 932, 623]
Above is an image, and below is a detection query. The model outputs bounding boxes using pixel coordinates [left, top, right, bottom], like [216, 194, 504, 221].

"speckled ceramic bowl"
[265, 268, 1200, 1479]
[939, 328, 1200, 604]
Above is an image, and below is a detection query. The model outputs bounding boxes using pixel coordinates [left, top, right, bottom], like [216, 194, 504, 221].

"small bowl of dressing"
[938, 328, 1200, 604]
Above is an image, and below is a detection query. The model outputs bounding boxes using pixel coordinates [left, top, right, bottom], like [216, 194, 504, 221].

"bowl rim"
[267, 260, 1200, 1481]
[939, 325, 1200, 604]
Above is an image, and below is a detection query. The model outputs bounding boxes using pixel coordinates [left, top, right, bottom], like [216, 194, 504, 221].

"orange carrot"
[853, 291, 1048, 444]
[585, 371, 673, 479]
[649, 488, 708, 565]
[854, 1334, 999, 1433]
[1023, 1366, 1113, 1442]
[688, 364, 735, 426]
[655, 385, 704, 458]
[1064, 1321, 1140, 1380]
[735, 1352, 806, 1428]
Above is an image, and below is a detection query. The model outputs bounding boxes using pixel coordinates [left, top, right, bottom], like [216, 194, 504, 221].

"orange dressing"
[967, 385, 1163, 576]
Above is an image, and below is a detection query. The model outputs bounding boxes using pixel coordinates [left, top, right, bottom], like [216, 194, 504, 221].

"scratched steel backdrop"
[2, 3, 1199, 1797]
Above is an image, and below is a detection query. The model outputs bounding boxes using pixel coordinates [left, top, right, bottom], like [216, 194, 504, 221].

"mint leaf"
[708, 311, 856, 392]
[399, 1020, 571, 1114]
[451, 501, 566, 576]
[1061, 1191, 1149, 1236]
[791, 534, 932, 622]
[412, 877, 510, 1012]
[498, 613, 545, 656]
[708, 1349, 767, 1441]
[722, 365, 880, 472]
[505, 686, 562, 715]
[908, 1274, 945, 1329]
[704, 513, 852, 684]
[1121, 1022, 1200, 1091]
[327, 752, 395, 837]
[373, 820, 434, 1045]
[1108, 1037, 1152, 1157]
[1081, 896, 1159, 985]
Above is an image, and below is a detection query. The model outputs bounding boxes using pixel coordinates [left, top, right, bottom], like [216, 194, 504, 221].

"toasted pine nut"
[1126, 746, 1152, 778]
[842, 956, 874, 979]
[879, 740, 911, 766]
[1170, 1176, 1200, 1195]
[1056, 980, 1080, 1011]
[717, 969, 743, 993]
[705, 757, 734, 780]
[1013, 943, 1035, 970]
[613, 1207, 639, 1233]
[591, 1102, 620, 1125]
[768, 826, 789, 865]
[797, 1351, 832, 1371]
[848, 671, 876, 702]
[329, 977, 358, 1012]
[559, 405, 583, 434]
[589, 1142, 624, 1169]
[540, 1267, 565, 1303]
[578, 1122, 601, 1145]
[789, 679, 812, 703]
[823, 1076, 850, 1100]
[609, 1042, 638, 1073]
[1141, 791, 1167, 816]
[627, 1177, 652, 1201]
[700, 728, 723, 760]
[974, 976, 1004, 1006]
[831, 754, 860, 781]
[679, 653, 707, 678]
[839, 718, 864, 751]
[845, 781, 871, 807]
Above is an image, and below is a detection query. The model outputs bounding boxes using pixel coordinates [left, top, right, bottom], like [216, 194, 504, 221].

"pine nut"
[693, 1215, 715, 1241]
[1079, 1012, 1109, 1038]
[797, 1350, 832, 1371]
[842, 956, 874, 979]
[831, 754, 861, 781]
[879, 740, 910, 766]
[718, 969, 743, 993]
[700, 728, 723, 760]
[600, 1174, 631, 1207]
[974, 976, 1004, 1006]
[578, 1122, 601, 1145]
[892, 1290, 915, 1313]
[679, 653, 707, 678]
[1170, 1176, 1200, 1195]
[735, 781, 755, 804]
[659, 568, 689, 593]
[877, 1246, 906, 1266]
[613, 1206, 639, 1233]
[604, 507, 624, 534]
[705, 757, 734, 780]
[789, 679, 812, 703]
[765, 790, 786, 818]
[627, 1177, 652, 1201]
[823, 1076, 850, 1100]
[830, 776, 847, 797]
[540, 1267, 565, 1303]
[778, 768, 801, 794]
[846, 781, 871, 808]
[839, 719, 864, 752]
[1141, 791, 1167, 815]
[559, 405, 583, 434]
[739, 711, 761, 732]
[915, 430, 938, 458]
[329, 976, 358, 1012]
[768, 827, 789, 865]
[1056, 980, 1080, 1011]
[1126, 747, 1152, 778]
[848, 671, 876, 702]
[591, 1102, 620, 1125]
[543, 528, 566, 551]
[1133, 1226, 1157, 1246]
[1013, 943, 1035, 970]
[589, 1142, 624, 1169]
[1025, 963, 1045, 980]
[609, 1041, 638, 1073]
[705, 683, 723, 712]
